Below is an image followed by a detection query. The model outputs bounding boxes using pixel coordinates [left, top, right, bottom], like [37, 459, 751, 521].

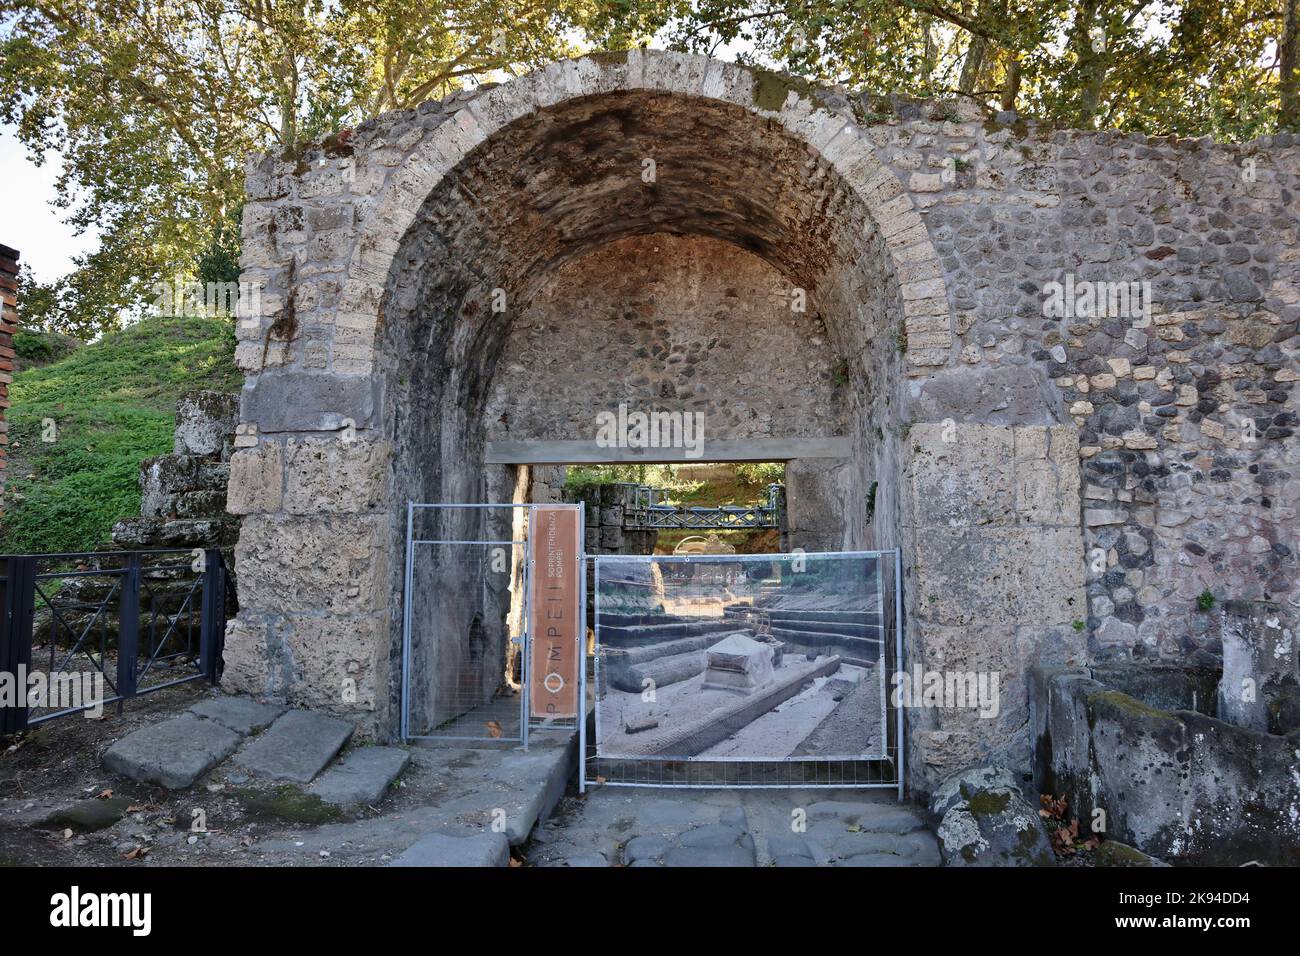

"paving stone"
[623, 834, 670, 863]
[661, 844, 756, 867]
[897, 830, 942, 865]
[388, 832, 510, 867]
[103, 714, 242, 789]
[767, 833, 815, 859]
[678, 823, 746, 848]
[309, 746, 410, 806]
[233, 710, 354, 783]
[635, 798, 705, 828]
[189, 697, 286, 735]
[563, 851, 608, 867]
[773, 855, 818, 867]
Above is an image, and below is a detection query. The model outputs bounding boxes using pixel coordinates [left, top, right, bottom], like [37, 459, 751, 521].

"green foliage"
[733, 461, 783, 485]
[1196, 589, 1216, 611]
[12, 328, 78, 369]
[0, 315, 240, 555]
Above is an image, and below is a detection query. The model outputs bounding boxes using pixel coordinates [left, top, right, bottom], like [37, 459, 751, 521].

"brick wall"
[0, 244, 18, 515]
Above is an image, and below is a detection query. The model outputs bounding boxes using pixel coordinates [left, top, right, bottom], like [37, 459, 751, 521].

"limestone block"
[282, 613, 387, 713]
[226, 441, 284, 515]
[284, 437, 391, 514]
[907, 423, 1015, 527]
[911, 526, 1086, 628]
[235, 514, 390, 616]
[702, 634, 775, 694]
[241, 370, 381, 432]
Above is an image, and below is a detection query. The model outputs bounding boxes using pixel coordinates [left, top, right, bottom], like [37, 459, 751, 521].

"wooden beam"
[484, 438, 852, 465]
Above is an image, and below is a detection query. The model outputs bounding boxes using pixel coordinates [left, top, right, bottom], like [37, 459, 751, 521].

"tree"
[0, 0, 594, 334]
[1, 1, 1291, 336]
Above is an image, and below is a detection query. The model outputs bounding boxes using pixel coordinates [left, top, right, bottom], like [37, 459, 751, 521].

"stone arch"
[336, 51, 952, 369]
[224, 50, 965, 774]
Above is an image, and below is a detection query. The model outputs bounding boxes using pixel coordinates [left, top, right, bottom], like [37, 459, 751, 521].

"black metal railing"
[0, 549, 232, 732]
[622, 482, 787, 531]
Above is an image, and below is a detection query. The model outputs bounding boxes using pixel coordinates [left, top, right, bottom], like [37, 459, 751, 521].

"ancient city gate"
[224, 50, 1298, 793]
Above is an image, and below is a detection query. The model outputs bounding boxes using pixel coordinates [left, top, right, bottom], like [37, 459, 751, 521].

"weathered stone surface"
[46, 797, 136, 832]
[1093, 840, 1168, 867]
[308, 746, 410, 806]
[241, 371, 381, 433]
[103, 714, 242, 790]
[388, 832, 510, 867]
[232, 710, 354, 783]
[174, 390, 239, 457]
[226, 442, 283, 514]
[933, 766, 1055, 867]
[189, 696, 287, 735]
[1216, 600, 1297, 732]
[283, 438, 391, 514]
[1032, 664, 1300, 865]
[234, 514, 389, 616]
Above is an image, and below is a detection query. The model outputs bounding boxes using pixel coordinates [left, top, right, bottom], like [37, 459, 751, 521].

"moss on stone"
[232, 786, 344, 825]
[750, 69, 813, 112]
[1089, 688, 1174, 721]
[589, 49, 630, 67]
[966, 789, 1011, 817]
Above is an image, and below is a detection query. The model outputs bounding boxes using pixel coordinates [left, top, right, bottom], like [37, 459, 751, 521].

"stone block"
[241, 371, 381, 433]
[911, 527, 1085, 627]
[906, 423, 1016, 527]
[226, 442, 284, 514]
[388, 832, 510, 867]
[189, 696, 287, 735]
[308, 746, 410, 806]
[103, 714, 242, 790]
[174, 390, 239, 456]
[701, 634, 774, 693]
[235, 514, 389, 616]
[283, 437, 390, 514]
[232, 710, 355, 783]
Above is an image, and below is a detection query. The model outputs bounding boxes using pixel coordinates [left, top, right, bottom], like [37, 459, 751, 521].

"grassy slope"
[2, 316, 240, 554]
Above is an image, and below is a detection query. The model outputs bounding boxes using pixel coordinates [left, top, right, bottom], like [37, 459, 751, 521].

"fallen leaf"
[125, 846, 150, 860]
[96, 789, 113, 799]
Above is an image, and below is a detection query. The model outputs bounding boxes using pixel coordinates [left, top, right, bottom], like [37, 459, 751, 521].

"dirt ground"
[0, 685, 435, 868]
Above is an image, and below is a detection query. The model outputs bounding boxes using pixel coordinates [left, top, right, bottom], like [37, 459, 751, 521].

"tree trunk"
[1283, 0, 1300, 130]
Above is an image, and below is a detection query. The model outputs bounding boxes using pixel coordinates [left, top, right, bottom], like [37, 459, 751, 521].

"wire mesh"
[585, 550, 902, 791]
[400, 502, 585, 745]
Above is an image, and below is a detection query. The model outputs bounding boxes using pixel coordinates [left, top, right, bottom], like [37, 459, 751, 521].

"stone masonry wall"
[227, 52, 1298, 779]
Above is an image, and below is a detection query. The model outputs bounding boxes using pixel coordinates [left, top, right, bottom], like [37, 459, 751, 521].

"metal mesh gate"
[581, 550, 902, 793]
[400, 502, 585, 746]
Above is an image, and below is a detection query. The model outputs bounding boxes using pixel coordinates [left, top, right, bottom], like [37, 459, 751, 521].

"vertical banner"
[529, 505, 580, 719]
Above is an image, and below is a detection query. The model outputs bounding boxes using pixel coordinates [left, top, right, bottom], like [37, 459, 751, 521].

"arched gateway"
[223, 49, 1299, 791]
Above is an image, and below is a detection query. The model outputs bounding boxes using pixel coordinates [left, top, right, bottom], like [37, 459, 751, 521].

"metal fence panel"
[0, 549, 230, 729]
[584, 550, 903, 794]
[400, 502, 585, 747]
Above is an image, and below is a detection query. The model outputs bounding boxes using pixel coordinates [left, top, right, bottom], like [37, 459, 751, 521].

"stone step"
[309, 746, 411, 806]
[232, 710, 355, 784]
[599, 618, 737, 646]
[388, 832, 510, 867]
[771, 627, 884, 664]
[189, 696, 286, 735]
[103, 713, 243, 790]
